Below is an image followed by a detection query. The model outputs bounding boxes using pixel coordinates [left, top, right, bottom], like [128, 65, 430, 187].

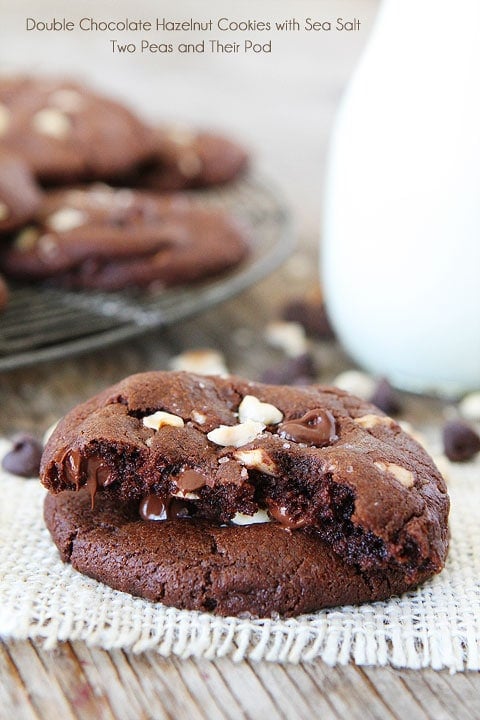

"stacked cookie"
[0, 76, 250, 306]
[41, 370, 449, 617]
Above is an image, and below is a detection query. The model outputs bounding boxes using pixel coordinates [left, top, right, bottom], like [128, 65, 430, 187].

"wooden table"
[1, 255, 479, 720]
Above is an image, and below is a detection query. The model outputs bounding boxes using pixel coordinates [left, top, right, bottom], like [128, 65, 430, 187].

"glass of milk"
[322, 0, 480, 397]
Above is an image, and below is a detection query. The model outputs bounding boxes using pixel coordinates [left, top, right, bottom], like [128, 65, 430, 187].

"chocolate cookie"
[0, 152, 42, 235]
[0, 272, 8, 310]
[44, 489, 421, 617]
[133, 126, 249, 192]
[41, 371, 449, 614]
[0, 185, 249, 290]
[0, 76, 151, 184]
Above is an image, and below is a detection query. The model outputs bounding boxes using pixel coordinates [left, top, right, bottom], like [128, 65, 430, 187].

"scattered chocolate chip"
[442, 420, 480, 462]
[279, 409, 338, 447]
[369, 378, 402, 416]
[260, 353, 317, 386]
[2, 433, 43, 477]
[282, 297, 335, 339]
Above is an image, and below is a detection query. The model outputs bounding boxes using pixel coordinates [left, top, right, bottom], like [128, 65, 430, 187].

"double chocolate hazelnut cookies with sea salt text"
[0, 185, 249, 291]
[42, 371, 449, 617]
[0, 76, 151, 185]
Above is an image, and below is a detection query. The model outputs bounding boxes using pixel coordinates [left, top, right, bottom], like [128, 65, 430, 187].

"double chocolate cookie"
[0, 152, 42, 235]
[133, 126, 249, 192]
[42, 371, 449, 617]
[0, 76, 151, 184]
[0, 185, 249, 290]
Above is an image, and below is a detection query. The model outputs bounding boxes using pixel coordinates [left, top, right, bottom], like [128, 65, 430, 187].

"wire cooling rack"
[0, 176, 294, 371]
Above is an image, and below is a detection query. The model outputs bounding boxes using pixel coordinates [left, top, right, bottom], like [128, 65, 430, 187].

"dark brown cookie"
[41, 371, 449, 609]
[44, 488, 423, 617]
[0, 185, 250, 290]
[0, 76, 151, 184]
[132, 126, 249, 192]
[0, 272, 8, 310]
[0, 152, 42, 235]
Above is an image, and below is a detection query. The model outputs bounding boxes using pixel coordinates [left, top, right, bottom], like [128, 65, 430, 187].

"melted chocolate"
[139, 495, 194, 521]
[139, 494, 168, 521]
[267, 503, 308, 529]
[63, 450, 83, 488]
[278, 409, 337, 447]
[174, 469, 207, 492]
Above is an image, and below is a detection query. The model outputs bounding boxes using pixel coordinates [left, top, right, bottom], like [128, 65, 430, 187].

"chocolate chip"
[282, 298, 335, 339]
[139, 494, 168, 521]
[63, 449, 83, 486]
[2, 433, 43, 478]
[369, 378, 402, 416]
[174, 469, 207, 492]
[278, 409, 338, 447]
[260, 353, 317, 386]
[267, 503, 308, 529]
[139, 494, 195, 521]
[442, 420, 480, 462]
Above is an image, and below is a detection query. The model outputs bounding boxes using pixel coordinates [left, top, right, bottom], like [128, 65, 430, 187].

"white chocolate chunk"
[191, 410, 207, 425]
[459, 391, 480, 422]
[265, 321, 308, 357]
[14, 227, 39, 251]
[49, 88, 85, 112]
[0, 202, 10, 222]
[233, 448, 278, 476]
[374, 461, 415, 488]
[354, 414, 395, 430]
[231, 509, 272, 525]
[333, 370, 376, 400]
[207, 420, 265, 448]
[170, 348, 229, 376]
[143, 411, 185, 430]
[0, 103, 11, 136]
[171, 490, 199, 500]
[238, 395, 283, 425]
[46, 207, 87, 233]
[32, 108, 71, 139]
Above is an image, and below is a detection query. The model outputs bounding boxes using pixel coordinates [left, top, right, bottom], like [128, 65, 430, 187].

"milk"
[322, 0, 480, 396]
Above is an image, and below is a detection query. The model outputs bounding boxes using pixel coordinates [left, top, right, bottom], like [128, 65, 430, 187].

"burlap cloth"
[0, 437, 479, 672]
